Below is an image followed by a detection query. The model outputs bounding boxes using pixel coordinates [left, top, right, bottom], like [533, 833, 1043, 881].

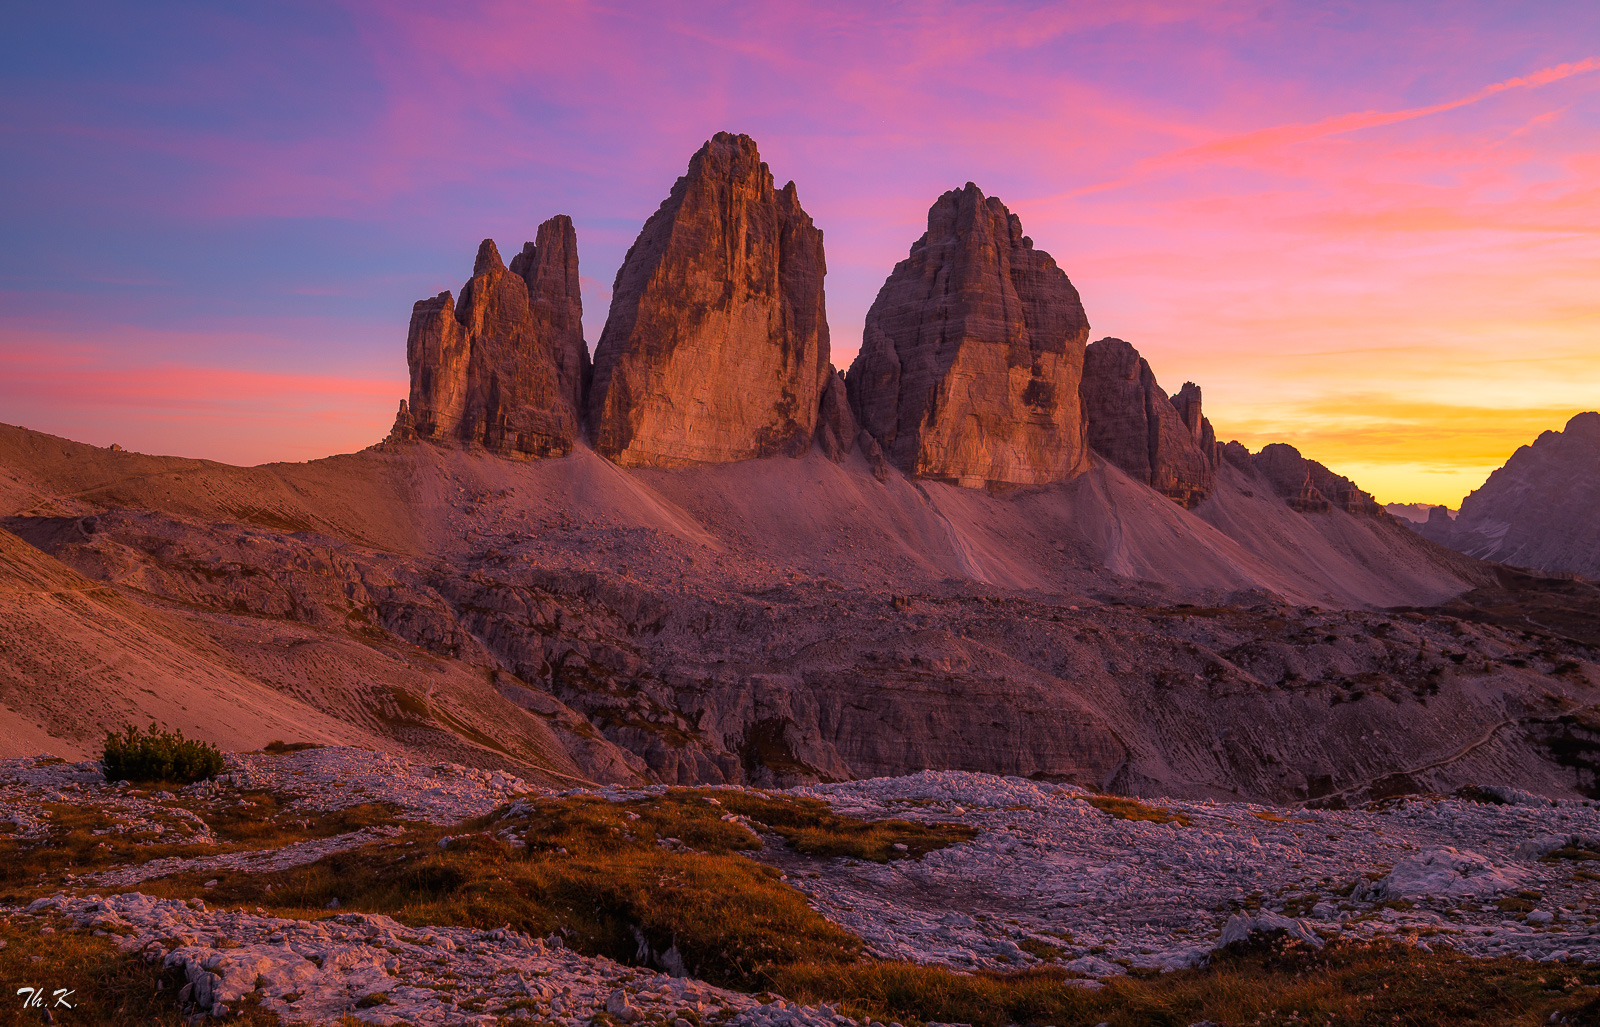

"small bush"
[101, 723, 224, 784]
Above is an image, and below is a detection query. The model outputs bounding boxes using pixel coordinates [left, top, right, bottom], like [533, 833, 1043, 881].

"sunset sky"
[2, 2, 1597, 506]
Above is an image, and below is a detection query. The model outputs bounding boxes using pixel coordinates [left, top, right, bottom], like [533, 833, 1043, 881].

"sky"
[2, 1, 1597, 506]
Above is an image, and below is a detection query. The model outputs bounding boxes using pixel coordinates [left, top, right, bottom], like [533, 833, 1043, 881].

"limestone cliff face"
[588, 132, 831, 467]
[510, 217, 590, 420]
[405, 217, 587, 459]
[847, 184, 1091, 488]
[1079, 338, 1214, 507]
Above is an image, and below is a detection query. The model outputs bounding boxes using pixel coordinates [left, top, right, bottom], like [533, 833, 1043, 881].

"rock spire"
[405, 216, 587, 458]
[587, 132, 831, 467]
[1079, 338, 1215, 507]
[847, 183, 1091, 488]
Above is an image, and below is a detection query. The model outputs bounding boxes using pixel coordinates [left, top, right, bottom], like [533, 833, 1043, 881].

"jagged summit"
[1418, 410, 1600, 577]
[405, 216, 587, 459]
[587, 132, 831, 467]
[1079, 337, 1216, 508]
[390, 137, 1400, 537]
[847, 182, 1092, 488]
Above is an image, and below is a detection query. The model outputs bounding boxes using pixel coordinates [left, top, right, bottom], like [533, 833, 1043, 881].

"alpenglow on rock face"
[1079, 337, 1215, 507]
[847, 183, 1091, 487]
[588, 132, 831, 467]
[406, 217, 588, 458]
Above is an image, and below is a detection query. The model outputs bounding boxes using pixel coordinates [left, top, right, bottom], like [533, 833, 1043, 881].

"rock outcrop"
[588, 132, 830, 467]
[1079, 338, 1214, 507]
[847, 183, 1091, 488]
[814, 370, 858, 463]
[1251, 443, 1381, 515]
[405, 218, 587, 458]
[1431, 411, 1600, 577]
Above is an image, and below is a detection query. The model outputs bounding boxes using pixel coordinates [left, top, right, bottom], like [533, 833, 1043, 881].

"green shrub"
[101, 723, 224, 784]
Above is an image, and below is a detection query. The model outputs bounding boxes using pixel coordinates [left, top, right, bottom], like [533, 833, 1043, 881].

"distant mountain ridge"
[1413, 412, 1600, 579]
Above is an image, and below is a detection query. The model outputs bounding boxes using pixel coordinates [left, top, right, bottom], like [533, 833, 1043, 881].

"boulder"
[1079, 338, 1213, 507]
[405, 217, 587, 458]
[847, 183, 1091, 488]
[588, 132, 831, 467]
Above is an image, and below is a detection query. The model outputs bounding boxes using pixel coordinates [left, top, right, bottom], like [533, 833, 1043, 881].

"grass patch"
[102, 724, 223, 785]
[133, 789, 972, 992]
[772, 938, 1600, 1027]
[0, 789, 406, 903]
[1083, 795, 1192, 827]
[19, 787, 1600, 1027]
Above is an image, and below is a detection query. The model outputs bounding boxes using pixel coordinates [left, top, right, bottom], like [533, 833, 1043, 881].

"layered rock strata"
[588, 132, 830, 467]
[847, 183, 1091, 488]
[1079, 337, 1215, 507]
[406, 218, 587, 458]
[1251, 443, 1382, 515]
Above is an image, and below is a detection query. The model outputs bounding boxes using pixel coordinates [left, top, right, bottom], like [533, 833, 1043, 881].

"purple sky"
[3, 1, 1597, 504]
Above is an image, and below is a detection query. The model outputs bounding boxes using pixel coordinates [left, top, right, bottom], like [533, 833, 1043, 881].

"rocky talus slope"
[7, 421, 1600, 806]
[848, 183, 1091, 487]
[1416, 411, 1600, 578]
[1079, 337, 1217, 507]
[588, 132, 831, 467]
[406, 219, 588, 458]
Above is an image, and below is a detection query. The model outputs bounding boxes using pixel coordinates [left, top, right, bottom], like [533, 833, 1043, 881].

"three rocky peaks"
[402, 132, 1376, 514]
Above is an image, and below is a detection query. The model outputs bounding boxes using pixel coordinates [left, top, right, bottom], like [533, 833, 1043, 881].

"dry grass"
[261, 740, 322, 755]
[1083, 795, 1192, 826]
[24, 787, 1600, 1026]
[0, 790, 406, 903]
[128, 788, 972, 990]
[0, 914, 278, 1026]
[774, 937, 1600, 1027]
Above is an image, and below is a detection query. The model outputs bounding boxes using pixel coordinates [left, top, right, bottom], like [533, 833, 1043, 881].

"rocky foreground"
[6, 748, 1600, 1025]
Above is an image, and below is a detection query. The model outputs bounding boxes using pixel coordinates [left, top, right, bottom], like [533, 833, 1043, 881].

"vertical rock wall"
[1079, 337, 1215, 508]
[587, 132, 831, 467]
[847, 184, 1091, 488]
[405, 217, 586, 459]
